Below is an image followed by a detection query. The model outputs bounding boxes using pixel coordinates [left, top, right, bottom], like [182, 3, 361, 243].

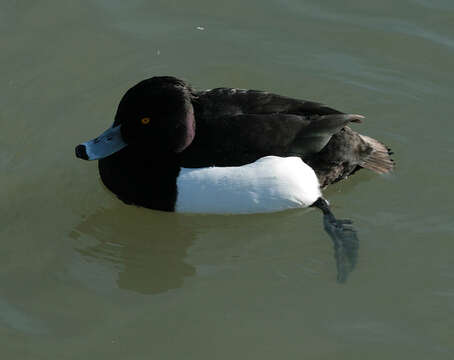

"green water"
[1, 0, 454, 358]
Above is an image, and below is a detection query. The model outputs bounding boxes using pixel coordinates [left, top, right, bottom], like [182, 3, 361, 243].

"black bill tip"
[75, 144, 89, 160]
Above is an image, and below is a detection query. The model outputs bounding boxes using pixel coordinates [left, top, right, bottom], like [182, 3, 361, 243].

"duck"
[75, 76, 394, 282]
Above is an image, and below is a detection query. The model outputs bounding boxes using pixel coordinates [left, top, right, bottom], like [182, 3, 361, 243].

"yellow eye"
[141, 117, 151, 125]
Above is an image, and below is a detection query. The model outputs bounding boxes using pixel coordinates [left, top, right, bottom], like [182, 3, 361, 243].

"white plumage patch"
[175, 156, 321, 214]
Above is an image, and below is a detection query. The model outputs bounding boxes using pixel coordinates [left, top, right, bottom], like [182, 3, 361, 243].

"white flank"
[176, 156, 321, 214]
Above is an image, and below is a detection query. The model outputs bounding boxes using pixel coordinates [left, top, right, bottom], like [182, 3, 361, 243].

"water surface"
[2, 0, 454, 359]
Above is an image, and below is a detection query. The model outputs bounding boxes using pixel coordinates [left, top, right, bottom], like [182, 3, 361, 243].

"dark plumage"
[127, 77, 393, 177]
[92, 76, 394, 207]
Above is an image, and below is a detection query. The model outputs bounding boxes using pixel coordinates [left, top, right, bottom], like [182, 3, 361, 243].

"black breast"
[99, 148, 180, 211]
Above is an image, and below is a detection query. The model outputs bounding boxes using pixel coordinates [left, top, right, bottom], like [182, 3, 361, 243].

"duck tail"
[358, 134, 395, 174]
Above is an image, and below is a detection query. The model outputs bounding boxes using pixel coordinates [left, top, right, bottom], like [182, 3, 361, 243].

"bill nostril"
[75, 144, 89, 160]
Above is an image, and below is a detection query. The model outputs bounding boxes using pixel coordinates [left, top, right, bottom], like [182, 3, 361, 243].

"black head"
[116, 76, 196, 153]
[75, 76, 196, 161]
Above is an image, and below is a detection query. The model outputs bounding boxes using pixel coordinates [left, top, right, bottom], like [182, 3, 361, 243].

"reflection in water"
[0, 297, 49, 335]
[71, 206, 196, 295]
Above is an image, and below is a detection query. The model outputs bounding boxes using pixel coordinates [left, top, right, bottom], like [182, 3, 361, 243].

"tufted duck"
[75, 76, 394, 282]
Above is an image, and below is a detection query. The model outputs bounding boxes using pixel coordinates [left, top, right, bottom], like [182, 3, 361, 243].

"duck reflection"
[72, 205, 196, 295]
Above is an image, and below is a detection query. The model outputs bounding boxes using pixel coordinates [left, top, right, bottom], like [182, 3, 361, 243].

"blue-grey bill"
[76, 125, 127, 160]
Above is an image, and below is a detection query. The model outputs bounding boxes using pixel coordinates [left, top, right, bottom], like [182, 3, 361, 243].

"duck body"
[76, 76, 394, 282]
[86, 76, 392, 212]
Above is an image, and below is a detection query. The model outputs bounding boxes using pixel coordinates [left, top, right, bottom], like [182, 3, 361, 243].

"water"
[2, 0, 453, 358]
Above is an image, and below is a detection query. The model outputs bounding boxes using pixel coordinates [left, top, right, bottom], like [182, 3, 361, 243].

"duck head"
[75, 76, 195, 160]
